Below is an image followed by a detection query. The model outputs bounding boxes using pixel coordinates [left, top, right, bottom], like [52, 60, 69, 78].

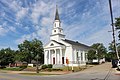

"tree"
[87, 43, 107, 61]
[17, 40, 32, 63]
[115, 17, 120, 39]
[31, 39, 44, 64]
[108, 42, 120, 60]
[117, 43, 120, 54]
[0, 48, 15, 66]
[115, 17, 120, 29]
[16, 39, 44, 64]
[87, 50, 97, 60]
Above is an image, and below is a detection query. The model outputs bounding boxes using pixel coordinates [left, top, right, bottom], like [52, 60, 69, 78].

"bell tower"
[50, 5, 65, 41]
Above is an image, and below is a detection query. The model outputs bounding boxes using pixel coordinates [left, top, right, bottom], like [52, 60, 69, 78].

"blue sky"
[0, 0, 120, 50]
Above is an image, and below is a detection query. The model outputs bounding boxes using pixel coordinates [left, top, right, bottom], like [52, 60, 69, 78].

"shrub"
[47, 64, 53, 68]
[0, 66, 6, 69]
[41, 65, 48, 69]
[19, 65, 27, 70]
[19, 65, 27, 68]
[52, 69, 63, 71]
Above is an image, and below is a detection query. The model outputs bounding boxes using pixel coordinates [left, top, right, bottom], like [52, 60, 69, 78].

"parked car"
[117, 60, 120, 70]
[92, 58, 105, 64]
[111, 59, 118, 68]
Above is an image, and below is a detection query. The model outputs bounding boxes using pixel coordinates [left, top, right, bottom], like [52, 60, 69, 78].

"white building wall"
[44, 50, 48, 64]
[70, 45, 88, 66]
[64, 46, 72, 66]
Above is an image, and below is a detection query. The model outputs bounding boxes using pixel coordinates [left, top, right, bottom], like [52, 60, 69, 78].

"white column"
[60, 49, 62, 64]
[79, 50, 81, 64]
[83, 51, 85, 63]
[47, 50, 49, 64]
[72, 49, 74, 71]
[49, 50, 51, 64]
[54, 49, 57, 64]
[44, 50, 47, 64]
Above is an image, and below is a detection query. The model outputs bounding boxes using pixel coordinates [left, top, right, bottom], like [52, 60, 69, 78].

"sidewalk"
[114, 68, 120, 75]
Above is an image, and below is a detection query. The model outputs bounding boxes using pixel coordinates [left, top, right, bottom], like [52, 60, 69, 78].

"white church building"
[44, 6, 90, 67]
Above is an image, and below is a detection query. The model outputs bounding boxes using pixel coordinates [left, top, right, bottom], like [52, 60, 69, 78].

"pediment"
[44, 40, 65, 49]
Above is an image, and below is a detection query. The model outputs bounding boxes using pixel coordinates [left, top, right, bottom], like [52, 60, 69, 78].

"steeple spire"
[50, 5, 65, 41]
[55, 5, 60, 20]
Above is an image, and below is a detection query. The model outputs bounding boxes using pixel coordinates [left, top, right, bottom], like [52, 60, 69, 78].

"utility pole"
[109, 0, 119, 59]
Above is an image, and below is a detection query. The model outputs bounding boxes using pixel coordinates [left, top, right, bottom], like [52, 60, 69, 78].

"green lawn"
[20, 73, 61, 75]
[1, 67, 23, 71]
[60, 66, 87, 72]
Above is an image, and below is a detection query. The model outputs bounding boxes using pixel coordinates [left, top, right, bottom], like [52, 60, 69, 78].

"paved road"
[0, 62, 120, 80]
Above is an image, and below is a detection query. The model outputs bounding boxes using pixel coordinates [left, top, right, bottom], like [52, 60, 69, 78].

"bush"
[0, 66, 6, 69]
[52, 68, 63, 71]
[41, 65, 48, 69]
[47, 64, 52, 68]
[41, 64, 53, 69]
[19, 65, 27, 70]
[19, 65, 27, 68]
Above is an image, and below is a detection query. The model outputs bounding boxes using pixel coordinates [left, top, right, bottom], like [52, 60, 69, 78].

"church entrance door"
[53, 57, 55, 64]
[62, 57, 64, 64]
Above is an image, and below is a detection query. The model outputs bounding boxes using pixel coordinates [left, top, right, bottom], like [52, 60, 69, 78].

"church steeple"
[50, 5, 65, 41]
[55, 5, 60, 21]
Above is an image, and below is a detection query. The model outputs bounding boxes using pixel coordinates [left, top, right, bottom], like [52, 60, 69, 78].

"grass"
[60, 66, 87, 72]
[20, 73, 61, 75]
[1, 67, 23, 71]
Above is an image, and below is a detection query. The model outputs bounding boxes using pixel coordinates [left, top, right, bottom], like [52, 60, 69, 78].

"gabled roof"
[52, 40, 65, 46]
[62, 39, 90, 48]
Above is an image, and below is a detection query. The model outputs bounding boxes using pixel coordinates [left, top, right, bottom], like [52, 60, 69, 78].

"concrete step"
[53, 64, 65, 68]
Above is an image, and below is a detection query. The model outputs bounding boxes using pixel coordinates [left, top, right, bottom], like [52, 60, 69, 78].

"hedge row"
[41, 64, 53, 69]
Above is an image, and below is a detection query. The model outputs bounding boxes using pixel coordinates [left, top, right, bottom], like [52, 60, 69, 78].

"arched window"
[50, 43, 54, 46]
[55, 23, 56, 27]
[59, 23, 60, 27]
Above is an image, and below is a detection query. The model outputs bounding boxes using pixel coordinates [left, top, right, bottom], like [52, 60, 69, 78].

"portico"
[44, 46, 65, 65]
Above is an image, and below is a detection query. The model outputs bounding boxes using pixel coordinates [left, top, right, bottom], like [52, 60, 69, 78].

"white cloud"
[41, 17, 52, 27]
[13, 0, 120, 48]
[16, 34, 32, 44]
[37, 27, 50, 43]
[16, 7, 28, 20]
[1, 0, 20, 12]
[15, 0, 55, 44]
[9, 26, 16, 32]
[0, 45, 18, 50]
[24, 26, 30, 31]
[16, 26, 50, 45]
[31, 1, 47, 24]
[0, 25, 8, 36]
[31, 1, 54, 24]
[82, 25, 112, 47]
